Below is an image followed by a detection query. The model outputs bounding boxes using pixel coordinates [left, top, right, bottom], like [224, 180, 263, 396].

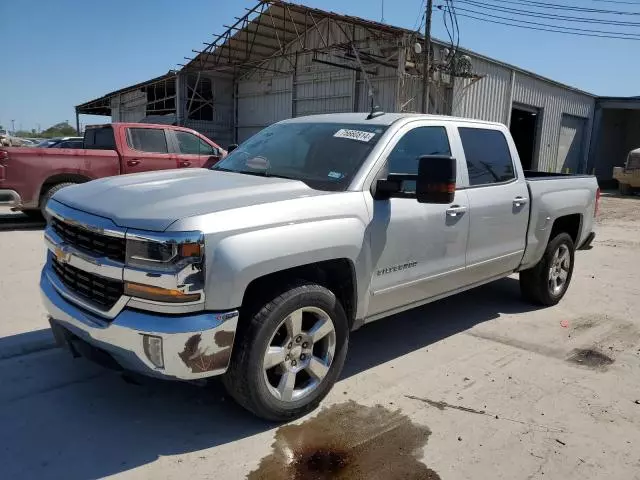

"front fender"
[204, 218, 367, 312]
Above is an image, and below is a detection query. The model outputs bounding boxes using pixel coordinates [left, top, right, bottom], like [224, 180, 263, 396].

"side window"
[387, 126, 451, 193]
[175, 131, 217, 155]
[459, 128, 515, 186]
[128, 128, 168, 154]
[85, 127, 116, 150]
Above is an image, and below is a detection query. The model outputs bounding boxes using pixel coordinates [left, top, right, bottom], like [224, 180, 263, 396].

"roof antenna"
[348, 39, 385, 120]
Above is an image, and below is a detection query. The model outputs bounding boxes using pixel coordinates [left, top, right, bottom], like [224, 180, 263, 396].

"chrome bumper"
[0, 189, 22, 207]
[41, 269, 238, 380]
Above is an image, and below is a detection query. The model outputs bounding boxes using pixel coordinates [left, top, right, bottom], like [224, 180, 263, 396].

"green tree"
[40, 122, 77, 138]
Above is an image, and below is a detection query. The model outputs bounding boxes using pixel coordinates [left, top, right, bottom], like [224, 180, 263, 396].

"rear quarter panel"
[0, 147, 120, 207]
[520, 177, 598, 270]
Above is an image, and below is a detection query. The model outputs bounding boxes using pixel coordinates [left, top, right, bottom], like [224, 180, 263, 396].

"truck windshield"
[212, 122, 388, 191]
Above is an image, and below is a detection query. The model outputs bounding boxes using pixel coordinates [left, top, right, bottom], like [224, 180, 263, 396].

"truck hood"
[53, 168, 331, 231]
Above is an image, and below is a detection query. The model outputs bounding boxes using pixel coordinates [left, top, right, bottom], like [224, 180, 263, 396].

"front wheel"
[520, 233, 575, 306]
[223, 282, 349, 421]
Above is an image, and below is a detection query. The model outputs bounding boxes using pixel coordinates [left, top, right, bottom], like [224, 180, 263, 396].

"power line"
[476, 0, 640, 15]
[439, 5, 640, 37]
[445, 9, 640, 39]
[413, 0, 427, 30]
[592, 0, 640, 5]
[455, 0, 640, 26]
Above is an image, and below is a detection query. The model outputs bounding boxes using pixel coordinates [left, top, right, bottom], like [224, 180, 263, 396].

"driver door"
[366, 123, 470, 318]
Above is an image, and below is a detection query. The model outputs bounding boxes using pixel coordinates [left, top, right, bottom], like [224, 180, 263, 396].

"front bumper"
[41, 270, 238, 380]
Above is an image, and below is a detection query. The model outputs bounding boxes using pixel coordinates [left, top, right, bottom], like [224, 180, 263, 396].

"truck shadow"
[0, 211, 45, 231]
[0, 277, 540, 480]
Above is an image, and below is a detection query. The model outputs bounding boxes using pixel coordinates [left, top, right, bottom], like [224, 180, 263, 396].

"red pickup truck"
[0, 122, 225, 217]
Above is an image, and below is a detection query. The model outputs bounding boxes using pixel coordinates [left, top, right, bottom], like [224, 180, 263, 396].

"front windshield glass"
[212, 122, 388, 191]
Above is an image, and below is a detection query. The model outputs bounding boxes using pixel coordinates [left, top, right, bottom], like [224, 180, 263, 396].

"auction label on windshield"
[334, 129, 376, 142]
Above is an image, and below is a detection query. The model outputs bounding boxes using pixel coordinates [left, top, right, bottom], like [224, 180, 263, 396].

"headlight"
[124, 231, 205, 304]
[125, 232, 203, 272]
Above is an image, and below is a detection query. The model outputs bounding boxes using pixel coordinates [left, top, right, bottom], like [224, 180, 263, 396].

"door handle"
[513, 196, 528, 207]
[127, 159, 140, 167]
[179, 160, 191, 167]
[446, 205, 467, 217]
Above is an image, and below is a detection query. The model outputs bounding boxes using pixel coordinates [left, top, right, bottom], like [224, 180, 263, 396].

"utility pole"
[421, 0, 433, 113]
[11, 119, 15, 134]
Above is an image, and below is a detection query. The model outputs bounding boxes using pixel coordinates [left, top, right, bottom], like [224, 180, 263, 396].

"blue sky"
[1, 0, 638, 132]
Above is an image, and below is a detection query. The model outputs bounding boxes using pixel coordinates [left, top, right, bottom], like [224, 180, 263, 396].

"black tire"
[40, 182, 75, 219]
[520, 233, 575, 306]
[223, 282, 349, 421]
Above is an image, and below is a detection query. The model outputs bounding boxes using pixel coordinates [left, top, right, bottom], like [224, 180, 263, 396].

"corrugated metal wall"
[110, 91, 147, 123]
[237, 76, 292, 141]
[452, 56, 511, 123]
[234, 18, 403, 142]
[452, 54, 594, 172]
[512, 73, 594, 172]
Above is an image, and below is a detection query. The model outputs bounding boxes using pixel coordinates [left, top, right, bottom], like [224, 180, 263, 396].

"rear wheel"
[40, 182, 75, 219]
[520, 233, 575, 306]
[223, 282, 349, 421]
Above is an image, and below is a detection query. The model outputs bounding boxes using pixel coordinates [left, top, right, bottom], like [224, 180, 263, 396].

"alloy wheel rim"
[548, 244, 571, 296]
[262, 306, 336, 403]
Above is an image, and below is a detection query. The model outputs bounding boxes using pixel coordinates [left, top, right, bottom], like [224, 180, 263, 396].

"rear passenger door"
[170, 130, 222, 169]
[460, 127, 530, 284]
[122, 127, 177, 174]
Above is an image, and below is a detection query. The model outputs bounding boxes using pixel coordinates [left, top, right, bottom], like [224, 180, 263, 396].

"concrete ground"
[0, 195, 639, 480]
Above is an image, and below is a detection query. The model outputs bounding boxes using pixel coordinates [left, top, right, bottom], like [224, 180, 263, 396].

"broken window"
[186, 74, 214, 121]
[145, 78, 176, 116]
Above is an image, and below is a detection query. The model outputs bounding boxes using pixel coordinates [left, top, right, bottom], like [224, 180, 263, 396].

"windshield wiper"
[212, 167, 297, 181]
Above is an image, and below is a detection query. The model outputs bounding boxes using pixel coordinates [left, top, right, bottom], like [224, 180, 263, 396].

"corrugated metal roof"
[75, 71, 177, 115]
[185, 0, 409, 74]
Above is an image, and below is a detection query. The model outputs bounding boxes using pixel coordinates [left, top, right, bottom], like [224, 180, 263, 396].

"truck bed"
[519, 172, 599, 270]
[523, 170, 593, 180]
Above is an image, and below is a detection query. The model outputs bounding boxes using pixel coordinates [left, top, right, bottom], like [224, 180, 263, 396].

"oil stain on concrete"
[247, 401, 440, 480]
[567, 348, 614, 369]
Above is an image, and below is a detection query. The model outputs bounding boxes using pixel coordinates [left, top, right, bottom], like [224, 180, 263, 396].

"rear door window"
[458, 128, 515, 186]
[84, 127, 116, 150]
[127, 128, 169, 154]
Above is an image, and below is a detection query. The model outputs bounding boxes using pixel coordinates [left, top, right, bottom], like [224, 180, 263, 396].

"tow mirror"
[416, 155, 456, 204]
[227, 143, 239, 153]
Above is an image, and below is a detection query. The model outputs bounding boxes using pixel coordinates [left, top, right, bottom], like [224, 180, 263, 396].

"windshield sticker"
[328, 171, 344, 179]
[334, 129, 376, 142]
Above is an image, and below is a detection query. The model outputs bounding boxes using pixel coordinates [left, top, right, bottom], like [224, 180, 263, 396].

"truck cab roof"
[280, 112, 505, 128]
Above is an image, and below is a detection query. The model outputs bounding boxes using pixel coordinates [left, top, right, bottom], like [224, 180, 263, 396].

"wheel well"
[40, 174, 91, 198]
[242, 259, 357, 327]
[550, 214, 581, 246]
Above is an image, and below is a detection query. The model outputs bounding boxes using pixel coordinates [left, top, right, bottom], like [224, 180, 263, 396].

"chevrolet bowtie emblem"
[54, 246, 72, 264]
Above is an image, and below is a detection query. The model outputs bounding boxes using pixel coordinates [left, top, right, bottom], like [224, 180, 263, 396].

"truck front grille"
[51, 257, 124, 310]
[51, 217, 125, 262]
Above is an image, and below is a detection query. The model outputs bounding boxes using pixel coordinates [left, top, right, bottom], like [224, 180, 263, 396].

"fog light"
[142, 335, 164, 369]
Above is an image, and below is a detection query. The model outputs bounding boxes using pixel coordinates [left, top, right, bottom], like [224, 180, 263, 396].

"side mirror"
[416, 155, 457, 204]
[227, 143, 238, 153]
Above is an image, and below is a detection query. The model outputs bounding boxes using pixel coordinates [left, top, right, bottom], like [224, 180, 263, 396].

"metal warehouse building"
[75, 0, 638, 185]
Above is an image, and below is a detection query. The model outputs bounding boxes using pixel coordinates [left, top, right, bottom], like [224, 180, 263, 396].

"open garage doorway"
[510, 105, 540, 170]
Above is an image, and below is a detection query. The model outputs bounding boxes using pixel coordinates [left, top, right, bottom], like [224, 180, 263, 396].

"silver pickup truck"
[41, 113, 599, 420]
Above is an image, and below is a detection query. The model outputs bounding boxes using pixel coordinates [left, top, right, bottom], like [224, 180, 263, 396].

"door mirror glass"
[416, 155, 457, 204]
[227, 143, 238, 153]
